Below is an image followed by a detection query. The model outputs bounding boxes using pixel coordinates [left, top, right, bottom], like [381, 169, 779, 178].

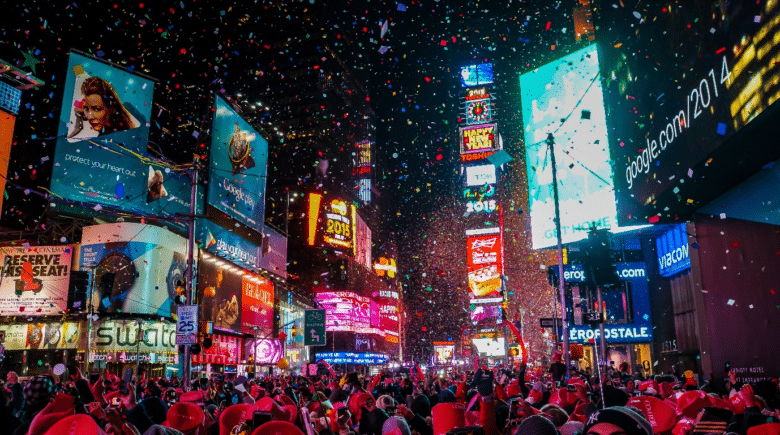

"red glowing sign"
[315, 291, 372, 333]
[466, 231, 503, 300]
[240, 276, 274, 334]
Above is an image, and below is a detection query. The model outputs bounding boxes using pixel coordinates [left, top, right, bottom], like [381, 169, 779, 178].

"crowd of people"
[0, 356, 778, 435]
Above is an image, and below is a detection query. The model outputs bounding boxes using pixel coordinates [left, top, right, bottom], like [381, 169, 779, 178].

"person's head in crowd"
[541, 403, 570, 427]
[382, 415, 411, 435]
[411, 392, 431, 418]
[7, 371, 19, 384]
[24, 374, 56, 414]
[514, 414, 559, 435]
[584, 406, 652, 435]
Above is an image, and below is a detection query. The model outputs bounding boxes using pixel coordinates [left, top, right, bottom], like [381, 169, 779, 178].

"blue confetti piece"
[398, 3, 407, 11]
[115, 183, 125, 199]
[716, 122, 727, 135]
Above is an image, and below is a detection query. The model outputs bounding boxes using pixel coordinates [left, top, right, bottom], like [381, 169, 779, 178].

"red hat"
[676, 390, 712, 419]
[659, 381, 674, 399]
[465, 410, 480, 426]
[255, 396, 275, 412]
[348, 392, 373, 422]
[250, 421, 304, 435]
[268, 399, 297, 424]
[431, 403, 466, 435]
[164, 403, 205, 434]
[552, 351, 563, 362]
[638, 379, 659, 393]
[549, 389, 575, 409]
[747, 423, 780, 435]
[506, 383, 522, 398]
[528, 388, 544, 404]
[708, 395, 736, 413]
[275, 394, 295, 408]
[627, 395, 677, 434]
[44, 414, 106, 435]
[730, 393, 747, 415]
[180, 390, 206, 404]
[218, 404, 255, 435]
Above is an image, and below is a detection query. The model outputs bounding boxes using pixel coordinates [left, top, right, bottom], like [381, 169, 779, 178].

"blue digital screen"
[656, 224, 691, 277]
[460, 63, 494, 87]
[0, 82, 22, 115]
[316, 352, 388, 365]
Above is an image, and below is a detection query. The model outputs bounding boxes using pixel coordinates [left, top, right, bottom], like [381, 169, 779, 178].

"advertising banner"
[598, 1, 780, 224]
[656, 224, 691, 277]
[314, 291, 374, 334]
[470, 304, 502, 325]
[50, 53, 198, 232]
[244, 338, 283, 365]
[191, 333, 241, 365]
[0, 111, 14, 214]
[240, 275, 273, 334]
[460, 123, 498, 155]
[208, 95, 268, 232]
[0, 245, 73, 316]
[466, 230, 503, 301]
[197, 254, 242, 333]
[80, 223, 187, 318]
[433, 342, 455, 365]
[315, 352, 388, 365]
[91, 318, 177, 353]
[460, 64, 494, 88]
[0, 322, 80, 350]
[465, 164, 497, 187]
[521, 45, 620, 249]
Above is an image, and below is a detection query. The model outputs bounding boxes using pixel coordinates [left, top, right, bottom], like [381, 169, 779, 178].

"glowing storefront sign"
[656, 224, 691, 277]
[315, 291, 374, 333]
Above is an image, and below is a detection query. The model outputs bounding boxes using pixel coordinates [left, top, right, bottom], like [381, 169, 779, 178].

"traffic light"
[331, 258, 349, 283]
[68, 270, 91, 311]
[582, 228, 619, 287]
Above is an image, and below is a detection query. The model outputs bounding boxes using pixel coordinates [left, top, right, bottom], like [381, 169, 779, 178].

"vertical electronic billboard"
[466, 228, 504, 302]
[521, 45, 617, 249]
[208, 95, 268, 232]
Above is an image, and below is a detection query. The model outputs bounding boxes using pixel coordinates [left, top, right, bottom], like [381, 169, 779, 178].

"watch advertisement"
[208, 95, 268, 232]
[0, 322, 80, 350]
[79, 223, 187, 318]
[0, 246, 74, 316]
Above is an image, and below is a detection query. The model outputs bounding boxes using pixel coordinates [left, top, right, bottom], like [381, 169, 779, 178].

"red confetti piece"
[545, 21, 552, 30]
[731, 241, 739, 247]
[716, 47, 726, 54]
[648, 215, 660, 223]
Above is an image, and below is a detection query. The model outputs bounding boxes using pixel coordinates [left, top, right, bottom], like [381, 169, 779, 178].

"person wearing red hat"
[250, 420, 304, 435]
[164, 402, 205, 435]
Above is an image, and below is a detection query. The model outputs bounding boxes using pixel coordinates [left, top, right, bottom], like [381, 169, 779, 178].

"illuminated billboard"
[461, 63, 494, 87]
[0, 112, 14, 215]
[433, 342, 455, 365]
[470, 304, 502, 325]
[307, 193, 356, 251]
[208, 95, 268, 232]
[80, 223, 186, 318]
[0, 246, 73, 316]
[472, 337, 505, 357]
[465, 164, 496, 187]
[598, 1, 780, 224]
[315, 291, 374, 333]
[466, 228, 503, 302]
[521, 45, 617, 249]
[460, 123, 497, 155]
[50, 52, 198, 232]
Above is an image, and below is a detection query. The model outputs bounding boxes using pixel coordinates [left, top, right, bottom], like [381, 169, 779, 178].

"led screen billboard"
[521, 45, 617, 249]
[433, 342, 455, 364]
[460, 123, 498, 155]
[240, 275, 274, 334]
[598, 1, 780, 224]
[461, 63, 494, 87]
[0, 246, 73, 316]
[80, 223, 186, 318]
[208, 95, 268, 232]
[307, 193, 356, 251]
[465, 164, 497, 187]
[470, 304, 502, 325]
[314, 291, 373, 334]
[466, 229, 503, 302]
[50, 52, 198, 232]
[0, 111, 14, 214]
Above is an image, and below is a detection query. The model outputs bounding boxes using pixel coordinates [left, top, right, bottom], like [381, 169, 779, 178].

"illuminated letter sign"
[374, 257, 397, 278]
[323, 199, 353, 249]
[656, 223, 691, 277]
[466, 165, 496, 186]
[460, 124, 497, 154]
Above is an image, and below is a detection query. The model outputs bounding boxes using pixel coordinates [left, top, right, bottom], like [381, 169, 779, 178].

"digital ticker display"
[598, 1, 780, 224]
[520, 45, 617, 249]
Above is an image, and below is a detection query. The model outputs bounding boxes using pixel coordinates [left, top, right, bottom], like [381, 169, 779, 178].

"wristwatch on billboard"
[228, 122, 255, 175]
[96, 251, 136, 313]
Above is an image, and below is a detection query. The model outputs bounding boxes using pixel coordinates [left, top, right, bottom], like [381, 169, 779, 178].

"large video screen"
[314, 291, 373, 333]
[521, 44, 617, 249]
[599, 1, 780, 223]
[50, 52, 197, 232]
[461, 63, 494, 87]
[208, 95, 268, 232]
[466, 229, 503, 302]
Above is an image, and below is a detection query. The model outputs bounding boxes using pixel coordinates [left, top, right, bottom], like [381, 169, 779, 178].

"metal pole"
[597, 286, 606, 373]
[254, 327, 258, 379]
[136, 320, 141, 377]
[547, 133, 570, 379]
[86, 267, 95, 374]
[183, 163, 198, 391]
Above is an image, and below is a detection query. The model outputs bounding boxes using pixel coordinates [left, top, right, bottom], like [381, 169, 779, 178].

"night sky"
[1, 0, 588, 360]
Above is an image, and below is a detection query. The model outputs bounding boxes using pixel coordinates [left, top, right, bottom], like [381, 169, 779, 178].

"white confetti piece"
[727, 299, 735, 305]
